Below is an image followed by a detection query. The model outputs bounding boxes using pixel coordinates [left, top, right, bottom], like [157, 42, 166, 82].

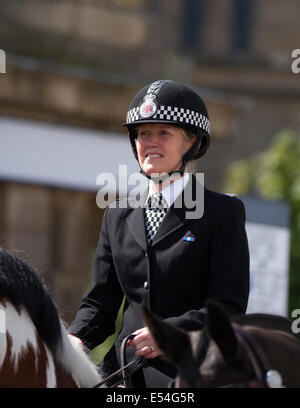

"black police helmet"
[124, 80, 210, 164]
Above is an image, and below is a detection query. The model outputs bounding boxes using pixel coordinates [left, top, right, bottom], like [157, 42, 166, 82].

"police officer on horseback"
[68, 80, 249, 387]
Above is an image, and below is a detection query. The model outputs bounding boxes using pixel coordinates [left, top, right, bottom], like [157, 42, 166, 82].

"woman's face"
[136, 124, 194, 176]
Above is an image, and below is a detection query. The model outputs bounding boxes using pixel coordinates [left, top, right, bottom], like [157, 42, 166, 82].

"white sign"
[0, 116, 139, 194]
[0, 49, 5, 74]
[246, 222, 290, 316]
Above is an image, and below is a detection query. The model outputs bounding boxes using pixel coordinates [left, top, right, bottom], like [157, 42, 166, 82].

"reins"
[92, 323, 286, 388]
[92, 334, 146, 388]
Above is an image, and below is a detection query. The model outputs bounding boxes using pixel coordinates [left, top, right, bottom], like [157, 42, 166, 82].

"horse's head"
[142, 301, 255, 388]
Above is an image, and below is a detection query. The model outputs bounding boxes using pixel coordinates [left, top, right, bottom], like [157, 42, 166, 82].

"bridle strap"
[231, 323, 273, 387]
[139, 161, 187, 183]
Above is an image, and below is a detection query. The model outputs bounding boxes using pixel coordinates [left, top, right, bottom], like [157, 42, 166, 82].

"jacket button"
[144, 281, 149, 289]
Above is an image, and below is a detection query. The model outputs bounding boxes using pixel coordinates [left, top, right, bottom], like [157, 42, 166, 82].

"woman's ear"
[183, 129, 197, 144]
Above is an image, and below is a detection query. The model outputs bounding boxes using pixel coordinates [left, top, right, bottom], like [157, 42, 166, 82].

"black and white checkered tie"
[144, 192, 168, 244]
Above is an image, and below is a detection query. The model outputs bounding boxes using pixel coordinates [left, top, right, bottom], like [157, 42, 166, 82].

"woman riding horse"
[68, 80, 250, 387]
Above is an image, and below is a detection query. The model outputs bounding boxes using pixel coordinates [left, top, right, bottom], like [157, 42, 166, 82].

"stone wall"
[0, 181, 103, 323]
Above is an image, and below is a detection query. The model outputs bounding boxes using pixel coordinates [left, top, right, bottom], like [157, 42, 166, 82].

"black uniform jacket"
[68, 175, 250, 387]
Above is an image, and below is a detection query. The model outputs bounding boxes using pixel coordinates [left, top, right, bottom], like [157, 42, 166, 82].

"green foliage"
[223, 130, 300, 314]
[89, 297, 125, 365]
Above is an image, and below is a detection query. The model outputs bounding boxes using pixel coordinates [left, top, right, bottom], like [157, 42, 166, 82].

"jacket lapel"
[126, 174, 203, 249]
[151, 205, 188, 246]
[126, 189, 148, 252]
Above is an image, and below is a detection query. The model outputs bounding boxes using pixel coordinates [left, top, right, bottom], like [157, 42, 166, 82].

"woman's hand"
[68, 334, 83, 348]
[127, 327, 162, 359]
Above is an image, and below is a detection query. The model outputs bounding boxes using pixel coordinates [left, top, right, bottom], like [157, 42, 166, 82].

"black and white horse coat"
[0, 248, 101, 387]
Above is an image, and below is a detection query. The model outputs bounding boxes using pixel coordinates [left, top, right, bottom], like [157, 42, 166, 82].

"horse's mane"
[0, 248, 61, 354]
[0, 248, 101, 387]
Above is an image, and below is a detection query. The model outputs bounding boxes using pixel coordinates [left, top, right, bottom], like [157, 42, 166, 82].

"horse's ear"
[205, 299, 239, 363]
[142, 305, 203, 386]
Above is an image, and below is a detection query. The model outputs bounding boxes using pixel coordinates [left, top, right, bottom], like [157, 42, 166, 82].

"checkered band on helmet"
[124, 80, 211, 161]
[126, 105, 210, 135]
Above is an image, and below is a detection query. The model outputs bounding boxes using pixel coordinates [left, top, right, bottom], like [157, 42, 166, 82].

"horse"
[0, 248, 102, 387]
[143, 300, 300, 388]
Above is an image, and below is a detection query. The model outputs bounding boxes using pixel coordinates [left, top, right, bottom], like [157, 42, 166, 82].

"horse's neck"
[0, 300, 100, 388]
[244, 325, 300, 387]
[0, 301, 58, 387]
[246, 325, 300, 347]
[232, 313, 300, 340]
[53, 359, 78, 387]
[54, 321, 101, 388]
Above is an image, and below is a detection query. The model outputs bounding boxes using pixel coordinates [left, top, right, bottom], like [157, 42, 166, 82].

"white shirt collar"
[147, 173, 190, 207]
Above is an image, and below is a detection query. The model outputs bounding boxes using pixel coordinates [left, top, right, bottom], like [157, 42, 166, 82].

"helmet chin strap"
[139, 160, 187, 185]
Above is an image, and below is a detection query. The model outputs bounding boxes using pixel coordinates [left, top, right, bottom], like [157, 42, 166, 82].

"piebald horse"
[0, 248, 101, 387]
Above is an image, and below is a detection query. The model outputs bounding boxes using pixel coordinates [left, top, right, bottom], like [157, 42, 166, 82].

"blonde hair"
[181, 128, 198, 173]
[182, 128, 196, 143]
